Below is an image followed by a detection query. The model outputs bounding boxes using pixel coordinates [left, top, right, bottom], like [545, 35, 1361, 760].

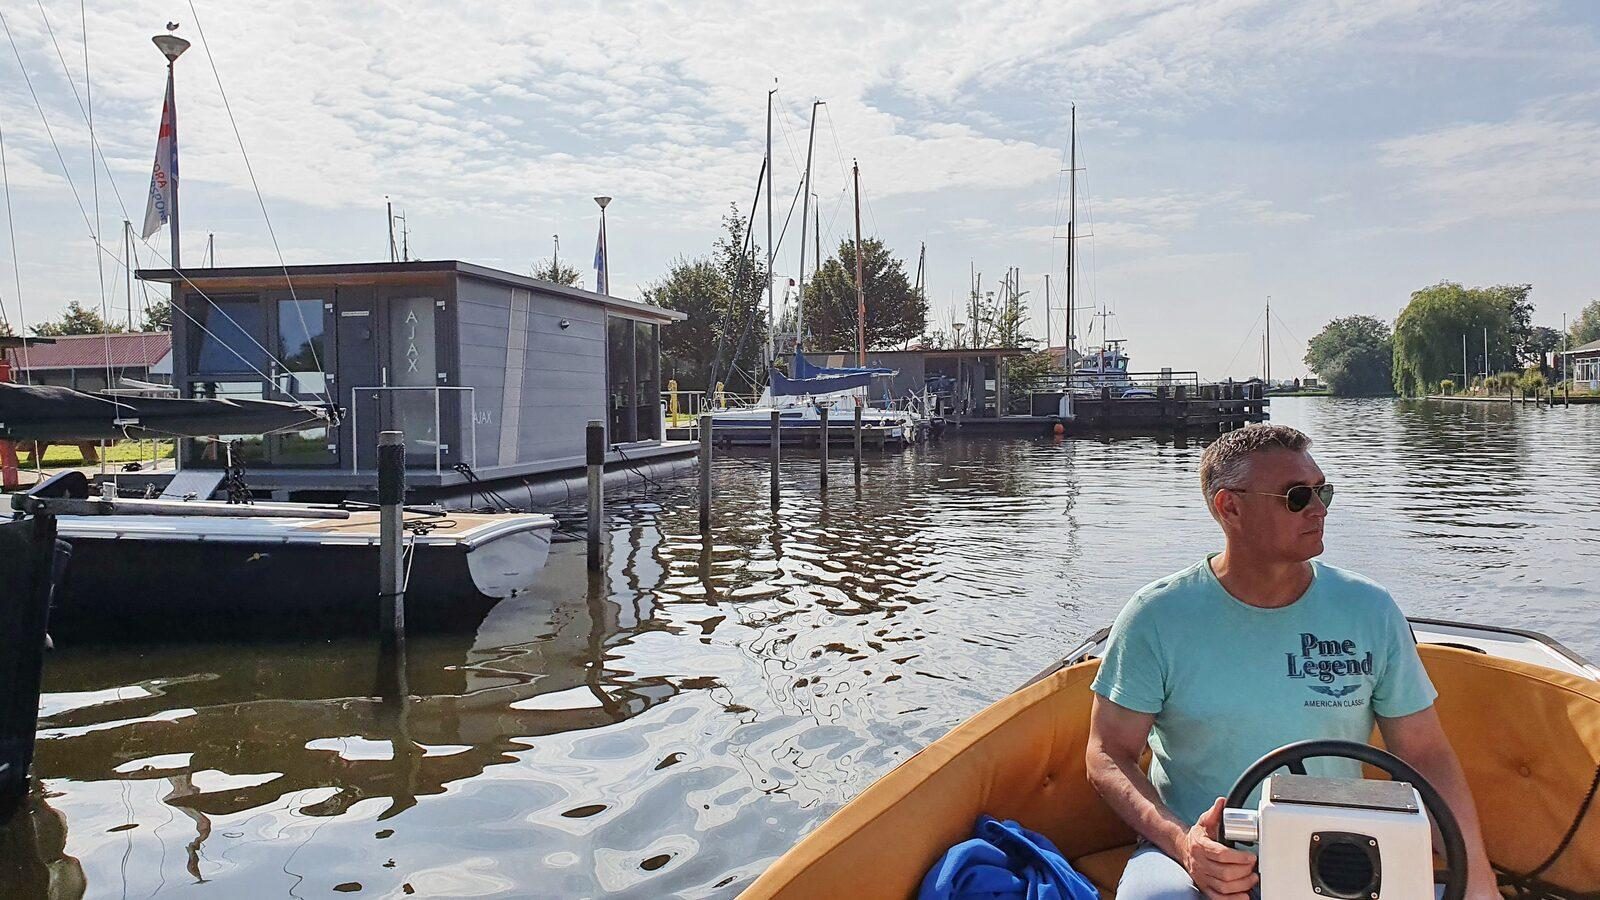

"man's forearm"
[1408, 748, 1496, 894]
[1086, 747, 1190, 857]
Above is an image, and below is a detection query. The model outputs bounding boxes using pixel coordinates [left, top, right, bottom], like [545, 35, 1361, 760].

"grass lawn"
[23, 441, 176, 467]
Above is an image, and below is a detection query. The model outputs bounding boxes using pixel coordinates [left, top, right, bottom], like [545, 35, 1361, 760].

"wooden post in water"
[0, 513, 63, 819]
[853, 404, 863, 491]
[699, 414, 713, 534]
[377, 430, 407, 647]
[819, 405, 830, 495]
[770, 410, 781, 509]
[586, 420, 604, 571]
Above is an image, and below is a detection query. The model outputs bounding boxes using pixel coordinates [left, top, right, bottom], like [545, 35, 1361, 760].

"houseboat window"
[190, 296, 270, 375]
[274, 426, 334, 466]
[276, 298, 328, 396]
[634, 321, 659, 440]
[607, 316, 636, 443]
[187, 380, 268, 464]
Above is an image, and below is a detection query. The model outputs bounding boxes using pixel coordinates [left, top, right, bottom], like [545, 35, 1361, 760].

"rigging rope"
[3, 10, 328, 418]
[188, 1, 330, 410]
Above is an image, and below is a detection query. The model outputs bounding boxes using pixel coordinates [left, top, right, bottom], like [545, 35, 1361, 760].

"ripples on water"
[4, 398, 1596, 898]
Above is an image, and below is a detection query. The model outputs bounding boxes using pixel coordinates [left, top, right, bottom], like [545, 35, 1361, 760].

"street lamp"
[152, 26, 189, 271]
[593, 196, 612, 295]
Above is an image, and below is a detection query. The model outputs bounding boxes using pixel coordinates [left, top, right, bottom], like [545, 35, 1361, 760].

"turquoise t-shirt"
[1089, 556, 1437, 827]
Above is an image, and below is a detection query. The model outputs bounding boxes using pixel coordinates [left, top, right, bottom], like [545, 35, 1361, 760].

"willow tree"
[1393, 282, 1528, 395]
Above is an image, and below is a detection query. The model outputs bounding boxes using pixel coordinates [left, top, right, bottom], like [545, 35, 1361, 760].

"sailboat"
[707, 94, 930, 447]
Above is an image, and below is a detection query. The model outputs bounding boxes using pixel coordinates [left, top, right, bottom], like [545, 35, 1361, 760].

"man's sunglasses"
[1234, 483, 1335, 512]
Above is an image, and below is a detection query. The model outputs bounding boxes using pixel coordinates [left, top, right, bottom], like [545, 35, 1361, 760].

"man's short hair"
[1199, 424, 1312, 509]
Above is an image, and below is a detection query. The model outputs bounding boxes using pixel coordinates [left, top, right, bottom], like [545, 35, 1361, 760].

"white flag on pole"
[141, 73, 177, 240]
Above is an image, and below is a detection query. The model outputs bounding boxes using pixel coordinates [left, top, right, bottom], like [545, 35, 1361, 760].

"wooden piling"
[769, 410, 781, 509]
[586, 420, 604, 570]
[819, 406, 830, 494]
[699, 413, 713, 534]
[853, 405, 863, 490]
[377, 430, 407, 646]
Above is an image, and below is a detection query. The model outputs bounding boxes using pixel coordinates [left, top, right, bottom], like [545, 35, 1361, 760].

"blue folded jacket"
[918, 815, 1100, 900]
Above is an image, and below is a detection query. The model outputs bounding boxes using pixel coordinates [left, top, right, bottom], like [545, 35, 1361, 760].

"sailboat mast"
[795, 100, 821, 354]
[766, 86, 776, 368]
[853, 158, 865, 366]
[124, 220, 134, 330]
[1066, 104, 1077, 365]
[1265, 295, 1271, 384]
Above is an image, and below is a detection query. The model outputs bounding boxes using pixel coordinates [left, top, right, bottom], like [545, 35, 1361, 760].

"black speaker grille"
[1310, 832, 1380, 899]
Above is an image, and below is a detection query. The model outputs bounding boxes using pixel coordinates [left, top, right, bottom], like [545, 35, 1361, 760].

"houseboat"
[133, 260, 693, 503]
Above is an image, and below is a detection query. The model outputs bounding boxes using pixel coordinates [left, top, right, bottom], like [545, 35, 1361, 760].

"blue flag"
[593, 225, 608, 295]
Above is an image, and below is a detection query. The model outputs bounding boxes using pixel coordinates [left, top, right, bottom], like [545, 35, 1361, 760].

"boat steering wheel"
[1221, 739, 1468, 900]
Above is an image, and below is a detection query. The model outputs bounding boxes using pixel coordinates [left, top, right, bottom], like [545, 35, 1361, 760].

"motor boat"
[12, 471, 557, 639]
[742, 619, 1600, 899]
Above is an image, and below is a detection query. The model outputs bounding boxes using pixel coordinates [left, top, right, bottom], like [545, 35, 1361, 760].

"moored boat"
[14, 472, 557, 640]
[743, 620, 1600, 898]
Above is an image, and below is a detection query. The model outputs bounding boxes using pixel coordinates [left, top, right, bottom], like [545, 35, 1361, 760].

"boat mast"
[1066, 104, 1076, 367]
[1265, 295, 1271, 384]
[853, 158, 865, 366]
[766, 84, 776, 368]
[795, 100, 821, 354]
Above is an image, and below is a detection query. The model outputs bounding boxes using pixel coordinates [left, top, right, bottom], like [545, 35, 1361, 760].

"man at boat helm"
[1084, 424, 1498, 899]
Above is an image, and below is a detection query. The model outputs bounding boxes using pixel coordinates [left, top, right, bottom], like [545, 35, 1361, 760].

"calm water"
[5, 398, 1597, 898]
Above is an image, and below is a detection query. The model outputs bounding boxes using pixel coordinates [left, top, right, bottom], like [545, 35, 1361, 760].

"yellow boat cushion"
[740, 644, 1600, 898]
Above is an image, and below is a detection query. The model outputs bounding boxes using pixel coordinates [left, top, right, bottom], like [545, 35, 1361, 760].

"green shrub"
[1438, 379, 1455, 395]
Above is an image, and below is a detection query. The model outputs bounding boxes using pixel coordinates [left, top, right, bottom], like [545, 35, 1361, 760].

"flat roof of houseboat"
[135, 260, 686, 323]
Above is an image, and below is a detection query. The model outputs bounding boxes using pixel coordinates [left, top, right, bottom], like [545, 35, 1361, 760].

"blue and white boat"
[708, 354, 929, 446]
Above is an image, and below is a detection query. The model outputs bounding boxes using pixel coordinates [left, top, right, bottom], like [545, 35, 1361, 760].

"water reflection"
[4, 401, 1596, 898]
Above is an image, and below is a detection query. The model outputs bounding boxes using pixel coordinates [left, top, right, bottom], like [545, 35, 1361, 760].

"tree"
[531, 257, 580, 287]
[708, 205, 769, 384]
[31, 300, 125, 336]
[801, 238, 926, 351]
[1571, 300, 1600, 347]
[1392, 282, 1525, 396]
[640, 206, 768, 393]
[0, 319, 13, 337]
[1004, 349, 1061, 413]
[643, 256, 723, 391]
[141, 300, 171, 332]
[1304, 315, 1394, 396]
[1526, 326, 1562, 374]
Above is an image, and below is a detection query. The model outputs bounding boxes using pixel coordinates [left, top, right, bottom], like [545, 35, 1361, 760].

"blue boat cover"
[769, 368, 877, 397]
[918, 815, 1100, 900]
[791, 351, 895, 379]
[769, 352, 896, 397]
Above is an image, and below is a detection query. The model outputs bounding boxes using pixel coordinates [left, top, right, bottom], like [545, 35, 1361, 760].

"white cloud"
[1378, 92, 1600, 226]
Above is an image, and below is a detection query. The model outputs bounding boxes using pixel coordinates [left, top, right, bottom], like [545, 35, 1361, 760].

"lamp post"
[152, 28, 189, 271]
[593, 196, 611, 295]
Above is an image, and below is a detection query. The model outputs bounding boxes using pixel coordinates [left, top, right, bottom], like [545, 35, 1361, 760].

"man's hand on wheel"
[1181, 797, 1259, 899]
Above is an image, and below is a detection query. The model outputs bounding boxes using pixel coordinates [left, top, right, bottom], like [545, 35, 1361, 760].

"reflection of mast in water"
[161, 772, 212, 883]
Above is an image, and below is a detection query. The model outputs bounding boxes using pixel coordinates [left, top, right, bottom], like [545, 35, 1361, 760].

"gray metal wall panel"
[455, 278, 512, 468]
[516, 292, 608, 464]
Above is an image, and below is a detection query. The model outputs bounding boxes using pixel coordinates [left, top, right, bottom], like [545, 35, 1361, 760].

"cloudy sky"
[0, 0, 1595, 378]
